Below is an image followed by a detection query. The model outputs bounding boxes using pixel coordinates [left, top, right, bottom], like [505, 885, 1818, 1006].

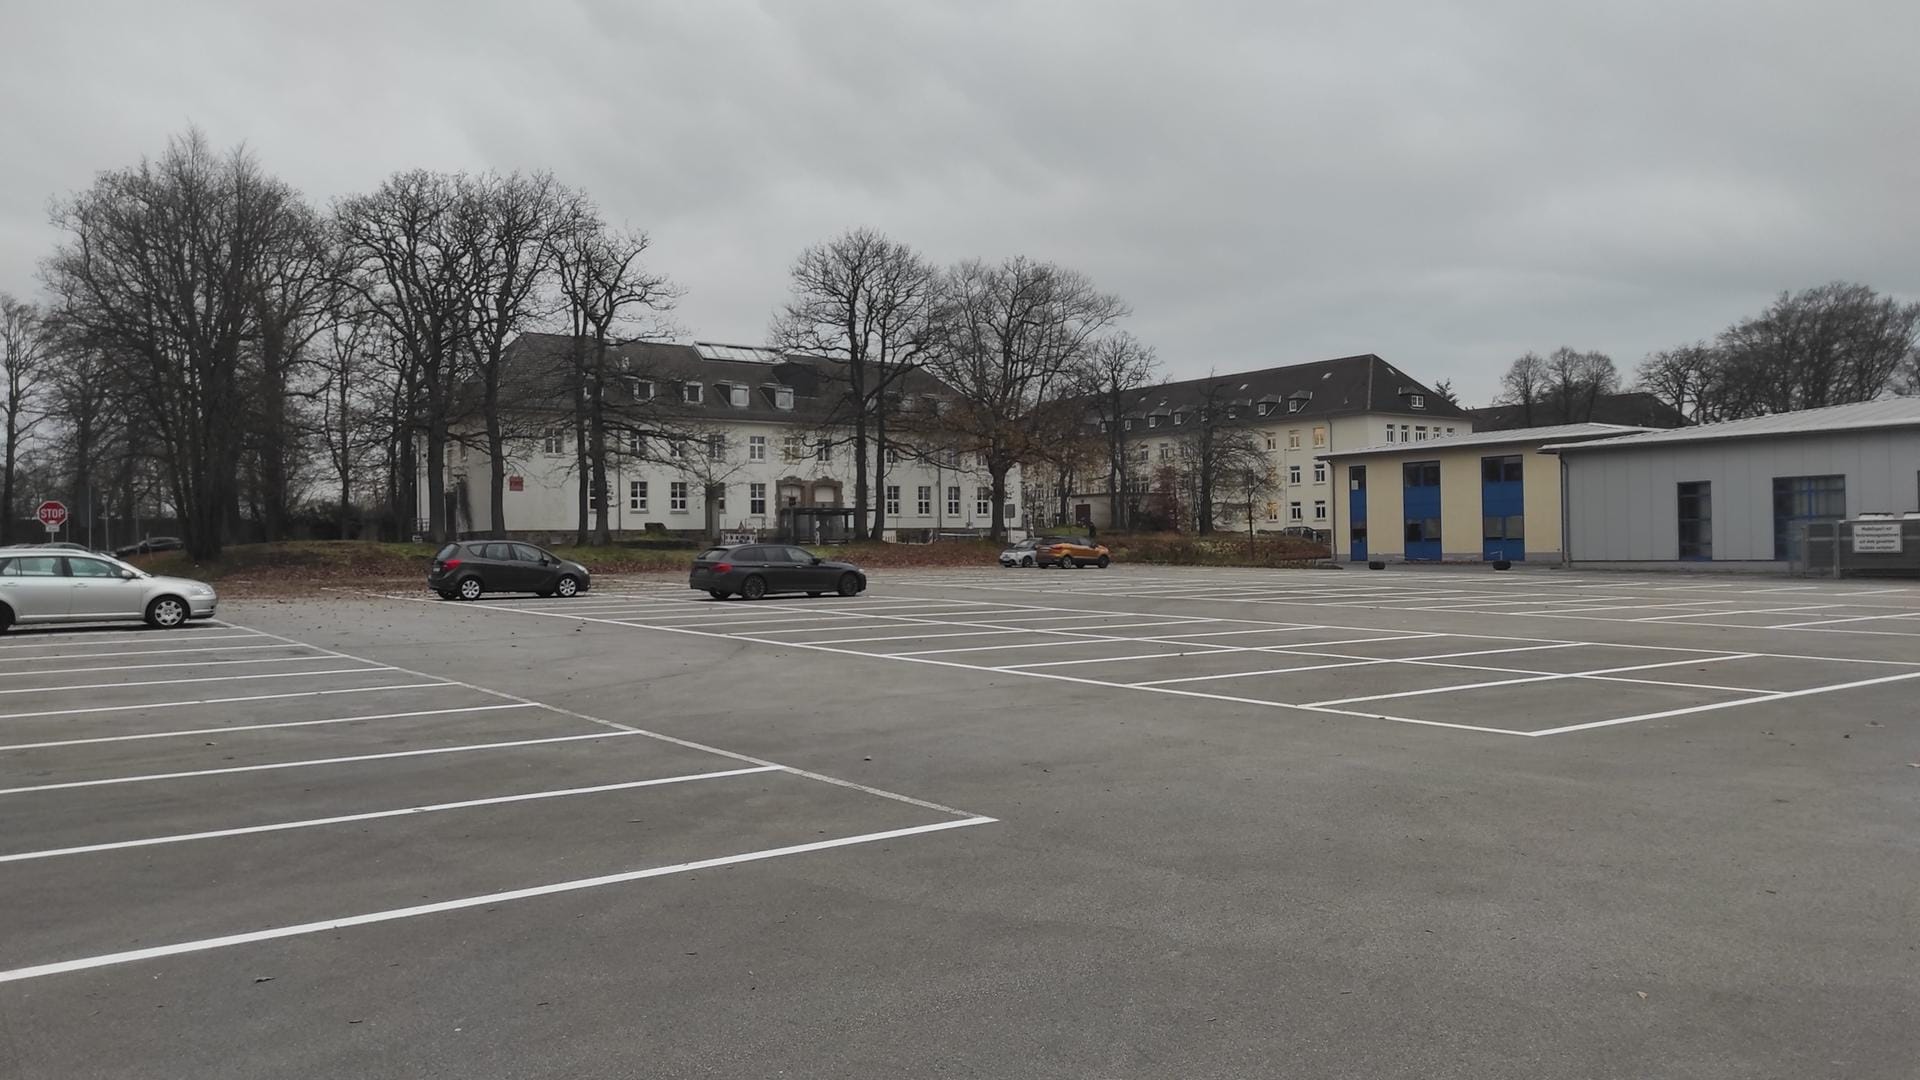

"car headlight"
[189, 584, 215, 596]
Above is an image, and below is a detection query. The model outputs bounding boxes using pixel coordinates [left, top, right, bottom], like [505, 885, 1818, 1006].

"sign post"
[35, 500, 68, 538]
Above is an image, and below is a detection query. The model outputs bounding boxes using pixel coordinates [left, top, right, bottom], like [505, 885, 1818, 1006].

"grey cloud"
[2, 0, 1915, 402]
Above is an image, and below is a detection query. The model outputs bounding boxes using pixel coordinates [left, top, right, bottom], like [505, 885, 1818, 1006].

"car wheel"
[741, 575, 768, 601]
[1021, 556, 1034, 567]
[708, 589, 730, 600]
[1064, 556, 1079, 569]
[836, 573, 861, 597]
[0, 603, 11, 633]
[145, 596, 188, 629]
[1096, 555, 1110, 568]
[456, 577, 484, 601]
[555, 575, 580, 598]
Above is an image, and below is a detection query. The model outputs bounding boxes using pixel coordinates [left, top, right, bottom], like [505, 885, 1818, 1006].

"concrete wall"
[1559, 429, 1920, 562]
[1326, 440, 1569, 562]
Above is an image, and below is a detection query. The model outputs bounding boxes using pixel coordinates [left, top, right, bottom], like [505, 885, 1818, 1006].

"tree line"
[1496, 282, 1920, 425]
[0, 129, 1161, 556]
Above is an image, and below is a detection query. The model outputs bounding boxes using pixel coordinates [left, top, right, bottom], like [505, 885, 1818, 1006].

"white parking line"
[0, 682, 447, 722]
[0, 766, 782, 863]
[0, 666, 389, 697]
[1302, 653, 1759, 707]
[0, 630, 265, 651]
[0, 641, 291, 663]
[0, 703, 535, 752]
[0, 654, 344, 678]
[0, 730, 646, 796]
[1528, 670, 1920, 735]
[0, 816, 997, 984]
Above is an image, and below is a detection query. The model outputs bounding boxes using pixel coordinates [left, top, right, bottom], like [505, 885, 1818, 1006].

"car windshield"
[98, 554, 148, 578]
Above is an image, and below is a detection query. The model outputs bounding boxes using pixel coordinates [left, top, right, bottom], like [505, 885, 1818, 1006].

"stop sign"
[35, 501, 67, 529]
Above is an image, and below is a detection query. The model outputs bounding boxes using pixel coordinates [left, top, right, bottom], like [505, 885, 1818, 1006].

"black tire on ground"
[837, 573, 861, 597]
[807, 592, 823, 597]
[1492, 560, 1513, 571]
[708, 589, 730, 600]
[741, 575, 768, 601]
[145, 595, 188, 629]
[436, 590, 457, 600]
[1064, 556, 1079, 569]
[1096, 555, 1110, 568]
[555, 575, 581, 597]
[457, 576, 484, 600]
[1368, 560, 1386, 570]
[1021, 556, 1034, 567]
[0, 603, 11, 633]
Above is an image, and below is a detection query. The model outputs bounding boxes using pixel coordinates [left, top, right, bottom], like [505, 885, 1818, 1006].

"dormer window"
[1148, 416, 1160, 428]
[1287, 399, 1304, 414]
[1409, 393, 1426, 409]
[681, 382, 703, 404]
[1258, 402, 1273, 416]
[626, 377, 652, 400]
[1124, 419, 1134, 430]
[1173, 411, 1185, 426]
[774, 386, 794, 410]
[727, 384, 749, 408]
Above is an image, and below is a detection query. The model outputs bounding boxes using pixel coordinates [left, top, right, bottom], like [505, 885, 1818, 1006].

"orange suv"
[1037, 536, 1111, 569]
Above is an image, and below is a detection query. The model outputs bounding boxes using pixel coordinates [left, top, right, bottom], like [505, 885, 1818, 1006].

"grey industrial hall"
[1544, 398, 1920, 566]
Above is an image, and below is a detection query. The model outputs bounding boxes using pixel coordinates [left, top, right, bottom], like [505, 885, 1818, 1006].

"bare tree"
[548, 217, 678, 545]
[44, 129, 316, 559]
[1173, 376, 1262, 535]
[1081, 333, 1158, 531]
[1634, 342, 1716, 423]
[920, 257, 1127, 542]
[1712, 282, 1920, 417]
[0, 295, 51, 543]
[336, 170, 478, 543]
[1497, 352, 1547, 427]
[1545, 347, 1618, 423]
[459, 172, 580, 537]
[771, 228, 934, 539]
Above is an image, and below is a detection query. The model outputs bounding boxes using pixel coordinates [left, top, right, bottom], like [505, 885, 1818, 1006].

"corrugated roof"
[1541, 397, 1920, 454]
[1319, 422, 1651, 459]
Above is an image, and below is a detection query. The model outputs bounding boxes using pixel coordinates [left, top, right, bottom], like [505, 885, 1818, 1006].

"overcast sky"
[2, 1, 1915, 403]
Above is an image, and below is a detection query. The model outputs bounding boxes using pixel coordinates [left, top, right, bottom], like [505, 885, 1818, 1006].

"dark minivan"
[429, 541, 590, 600]
[690, 544, 866, 601]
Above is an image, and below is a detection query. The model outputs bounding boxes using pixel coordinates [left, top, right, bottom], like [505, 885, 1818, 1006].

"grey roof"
[1320, 422, 1652, 459]
[495, 333, 955, 424]
[1120, 354, 1472, 423]
[1541, 397, 1920, 454]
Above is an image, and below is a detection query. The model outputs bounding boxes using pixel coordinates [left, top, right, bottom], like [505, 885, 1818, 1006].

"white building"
[1545, 397, 1920, 566]
[445, 336, 1021, 541]
[1069, 353, 1473, 533]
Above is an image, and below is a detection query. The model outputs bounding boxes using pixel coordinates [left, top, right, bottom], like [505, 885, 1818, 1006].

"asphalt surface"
[2, 565, 1917, 1079]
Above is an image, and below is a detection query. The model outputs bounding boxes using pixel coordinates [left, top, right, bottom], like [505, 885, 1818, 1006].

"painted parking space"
[394, 570, 1920, 738]
[0, 618, 991, 985]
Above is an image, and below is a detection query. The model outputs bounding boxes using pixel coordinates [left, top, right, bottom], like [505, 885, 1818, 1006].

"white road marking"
[0, 766, 782, 863]
[1526, 670, 1920, 735]
[0, 641, 291, 663]
[0, 816, 997, 984]
[1301, 653, 1760, 707]
[0, 703, 534, 752]
[0, 666, 388, 697]
[0, 654, 348, 678]
[0, 682, 446, 722]
[0, 731, 646, 796]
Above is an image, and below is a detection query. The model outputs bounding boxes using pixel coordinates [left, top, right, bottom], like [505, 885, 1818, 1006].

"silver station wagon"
[0, 547, 218, 631]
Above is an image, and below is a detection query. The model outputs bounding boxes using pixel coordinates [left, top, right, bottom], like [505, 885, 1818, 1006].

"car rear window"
[697, 548, 730, 561]
[434, 544, 460, 561]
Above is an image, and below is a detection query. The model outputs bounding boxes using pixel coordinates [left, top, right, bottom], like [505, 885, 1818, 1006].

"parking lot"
[3, 564, 1917, 1079]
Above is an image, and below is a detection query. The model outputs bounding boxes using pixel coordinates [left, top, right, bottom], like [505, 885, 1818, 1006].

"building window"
[1313, 462, 1326, 483]
[1313, 499, 1327, 521]
[977, 452, 991, 469]
[588, 487, 603, 512]
[543, 428, 567, 454]
[1287, 399, 1304, 414]
[946, 486, 961, 516]
[628, 480, 647, 511]
[728, 384, 749, 407]
[1415, 426, 1427, 441]
[1287, 429, 1301, 450]
[681, 382, 702, 404]
[886, 447, 899, 465]
[1403, 461, 1442, 487]
[667, 440, 685, 459]
[1265, 501, 1279, 522]
[1409, 393, 1426, 409]
[712, 486, 726, 513]
[1445, 427, 1456, 436]
[1771, 474, 1846, 560]
[1148, 415, 1161, 428]
[626, 432, 644, 455]
[1678, 481, 1711, 560]
[1159, 444, 1172, 462]
[1312, 426, 1327, 448]
[916, 485, 932, 516]
[669, 481, 688, 512]
[975, 486, 991, 516]
[1173, 411, 1185, 426]
[1400, 424, 1410, 441]
[1482, 455, 1523, 484]
[749, 435, 766, 461]
[1289, 501, 1303, 521]
[1287, 464, 1301, 485]
[1386, 425, 1396, 444]
[627, 378, 653, 401]
[815, 441, 831, 462]
[1265, 434, 1277, 451]
[943, 448, 959, 468]
[749, 482, 767, 515]
[774, 387, 794, 410]
[1124, 419, 1134, 430]
[708, 435, 726, 461]
[1258, 402, 1273, 417]
[784, 435, 806, 461]
[886, 485, 902, 515]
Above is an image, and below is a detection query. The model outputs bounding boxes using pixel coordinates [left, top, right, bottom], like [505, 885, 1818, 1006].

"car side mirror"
[810, 557, 822, 565]
[119, 569, 137, 580]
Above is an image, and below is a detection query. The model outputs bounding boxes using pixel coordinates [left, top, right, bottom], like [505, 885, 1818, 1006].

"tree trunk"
[588, 342, 610, 546]
[871, 426, 888, 539]
[988, 463, 1010, 543]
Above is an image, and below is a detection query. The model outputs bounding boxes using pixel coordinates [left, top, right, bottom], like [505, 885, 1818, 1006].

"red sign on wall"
[508, 476, 524, 492]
